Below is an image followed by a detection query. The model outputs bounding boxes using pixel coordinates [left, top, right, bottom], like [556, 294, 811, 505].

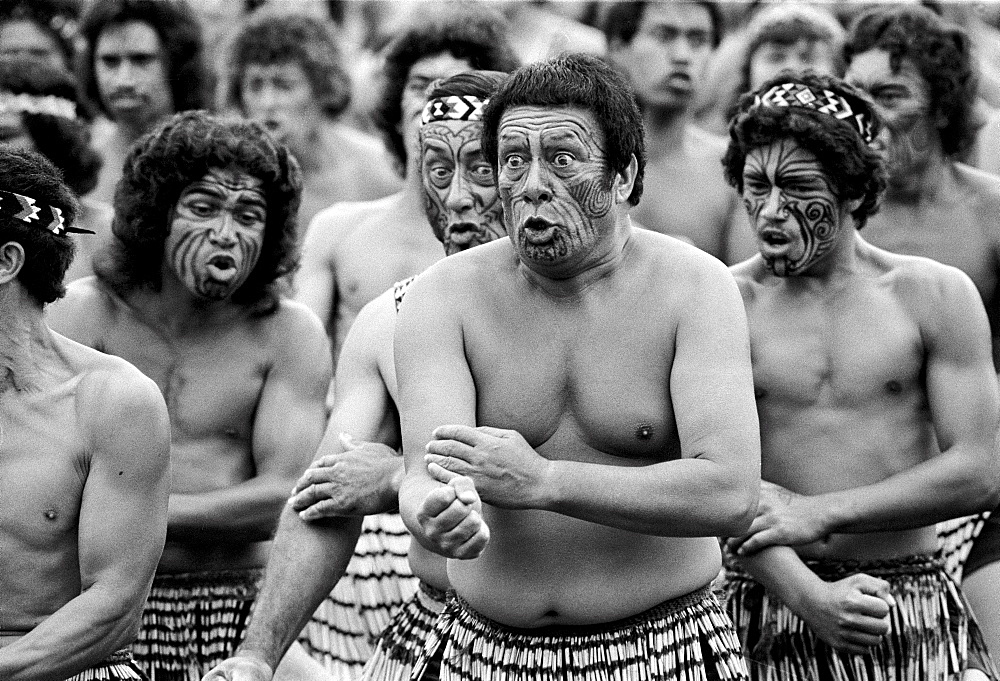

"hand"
[417, 469, 489, 559]
[797, 573, 896, 655]
[728, 481, 830, 555]
[424, 425, 551, 509]
[289, 434, 401, 519]
[201, 655, 273, 681]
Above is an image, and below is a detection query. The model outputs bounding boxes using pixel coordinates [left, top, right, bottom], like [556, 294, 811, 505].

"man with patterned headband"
[46, 110, 332, 681]
[722, 71, 1000, 680]
[203, 69, 510, 681]
[397, 52, 758, 681]
[0, 147, 170, 680]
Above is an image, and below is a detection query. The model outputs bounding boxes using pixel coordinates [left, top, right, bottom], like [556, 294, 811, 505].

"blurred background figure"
[78, 0, 210, 206]
[0, 56, 108, 282]
[222, 8, 400, 228]
[0, 0, 80, 72]
[494, 0, 605, 63]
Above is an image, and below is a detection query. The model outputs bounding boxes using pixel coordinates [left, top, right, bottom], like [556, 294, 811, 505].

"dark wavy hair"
[95, 110, 302, 315]
[845, 5, 977, 158]
[373, 5, 519, 173]
[482, 53, 646, 207]
[0, 57, 102, 196]
[0, 0, 80, 70]
[602, 1, 722, 49]
[224, 9, 351, 119]
[0, 147, 79, 304]
[723, 72, 887, 230]
[78, 0, 209, 118]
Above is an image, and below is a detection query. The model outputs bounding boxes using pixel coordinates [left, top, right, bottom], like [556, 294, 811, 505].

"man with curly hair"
[294, 5, 518, 368]
[47, 111, 333, 681]
[722, 72, 999, 681]
[78, 0, 210, 207]
[0, 147, 170, 681]
[224, 8, 400, 228]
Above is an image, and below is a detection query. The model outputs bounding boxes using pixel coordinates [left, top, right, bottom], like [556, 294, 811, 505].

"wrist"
[535, 459, 561, 511]
[235, 640, 279, 672]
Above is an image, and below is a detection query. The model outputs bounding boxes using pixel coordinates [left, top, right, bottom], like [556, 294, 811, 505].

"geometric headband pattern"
[0, 93, 77, 120]
[421, 95, 488, 125]
[746, 82, 877, 146]
[0, 189, 92, 236]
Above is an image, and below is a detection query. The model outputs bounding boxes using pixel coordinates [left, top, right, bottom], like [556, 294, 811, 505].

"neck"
[115, 116, 156, 144]
[286, 126, 324, 172]
[141, 266, 246, 334]
[0, 289, 51, 393]
[643, 106, 691, 152]
[885, 145, 948, 203]
[786, 229, 863, 284]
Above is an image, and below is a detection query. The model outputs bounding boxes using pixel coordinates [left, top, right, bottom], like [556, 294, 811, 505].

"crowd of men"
[3, 1, 1000, 680]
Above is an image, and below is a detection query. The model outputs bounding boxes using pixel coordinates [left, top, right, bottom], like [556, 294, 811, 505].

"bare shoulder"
[953, 162, 1000, 213]
[635, 228, 730, 278]
[263, 298, 329, 342]
[686, 124, 728, 160]
[414, 238, 515, 292]
[728, 255, 769, 300]
[871, 244, 980, 311]
[304, 193, 402, 252]
[350, 287, 398, 347]
[46, 276, 121, 341]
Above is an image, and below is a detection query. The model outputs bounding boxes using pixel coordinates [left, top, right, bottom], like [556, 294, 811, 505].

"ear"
[0, 241, 25, 286]
[614, 154, 639, 205]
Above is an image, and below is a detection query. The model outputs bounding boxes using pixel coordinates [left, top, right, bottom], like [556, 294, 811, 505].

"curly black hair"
[602, 1, 722, 49]
[844, 5, 977, 159]
[0, 0, 80, 70]
[372, 5, 519, 173]
[0, 57, 102, 196]
[482, 53, 646, 207]
[0, 147, 79, 304]
[94, 110, 302, 315]
[78, 0, 209, 119]
[723, 72, 887, 230]
[224, 9, 351, 119]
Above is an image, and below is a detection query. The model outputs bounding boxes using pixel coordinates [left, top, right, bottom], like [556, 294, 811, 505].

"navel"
[886, 380, 902, 394]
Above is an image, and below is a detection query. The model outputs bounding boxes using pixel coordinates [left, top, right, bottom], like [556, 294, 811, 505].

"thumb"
[475, 425, 510, 438]
[449, 474, 479, 505]
[338, 432, 361, 450]
[427, 461, 459, 485]
[856, 574, 896, 608]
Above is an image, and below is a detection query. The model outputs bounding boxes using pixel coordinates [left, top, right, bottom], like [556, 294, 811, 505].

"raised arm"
[168, 305, 332, 541]
[0, 367, 170, 681]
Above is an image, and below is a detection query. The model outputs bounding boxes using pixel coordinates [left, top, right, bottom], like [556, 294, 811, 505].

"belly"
[158, 540, 271, 573]
[448, 507, 721, 628]
[795, 526, 939, 561]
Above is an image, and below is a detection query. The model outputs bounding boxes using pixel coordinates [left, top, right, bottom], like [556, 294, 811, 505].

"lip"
[757, 227, 798, 258]
[520, 216, 558, 245]
[445, 222, 483, 247]
[206, 254, 238, 282]
[663, 73, 692, 91]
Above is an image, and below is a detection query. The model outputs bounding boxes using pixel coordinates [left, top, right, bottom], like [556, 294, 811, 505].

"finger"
[449, 475, 480, 505]
[452, 515, 491, 559]
[427, 460, 460, 484]
[855, 576, 896, 609]
[300, 498, 351, 521]
[843, 609, 891, 636]
[425, 498, 477, 536]
[834, 640, 877, 656]
[426, 439, 476, 461]
[475, 425, 512, 438]
[339, 432, 361, 450]
[844, 629, 887, 648]
[432, 424, 486, 446]
[724, 536, 745, 554]
[288, 483, 326, 511]
[418, 485, 458, 518]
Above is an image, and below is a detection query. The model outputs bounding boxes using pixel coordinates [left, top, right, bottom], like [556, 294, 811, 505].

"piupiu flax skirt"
[298, 512, 420, 679]
[937, 512, 990, 581]
[358, 581, 450, 681]
[132, 569, 262, 681]
[723, 553, 997, 680]
[67, 650, 146, 681]
[430, 584, 749, 681]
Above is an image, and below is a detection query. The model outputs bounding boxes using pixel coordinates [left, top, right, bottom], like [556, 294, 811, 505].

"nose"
[254, 82, 280, 111]
[444, 173, 474, 214]
[113, 60, 138, 88]
[671, 37, 693, 64]
[208, 214, 238, 247]
[760, 186, 788, 222]
[521, 159, 553, 205]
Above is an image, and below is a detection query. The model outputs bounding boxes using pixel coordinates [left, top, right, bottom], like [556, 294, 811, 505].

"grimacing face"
[497, 105, 618, 268]
[240, 61, 322, 151]
[419, 118, 503, 255]
[742, 138, 848, 277]
[164, 167, 267, 300]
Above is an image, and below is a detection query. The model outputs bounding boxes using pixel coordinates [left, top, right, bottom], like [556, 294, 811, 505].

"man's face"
[420, 118, 503, 256]
[845, 49, 937, 180]
[742, 138, 848, 277]
[240, 61, 322, 150]
[94, 20, 174, 125]
[0, 19, 67, 71]
[164, 167, 268, 301]
[610, 2, 714, 111]
[400, 53, 473, 168]
[497, 105, 618, 268]
[748, 38, 837, 91]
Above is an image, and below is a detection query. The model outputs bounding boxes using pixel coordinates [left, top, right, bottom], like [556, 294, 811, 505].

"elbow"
[968, 466, 1000, 514]
[721, 489, 758, 537]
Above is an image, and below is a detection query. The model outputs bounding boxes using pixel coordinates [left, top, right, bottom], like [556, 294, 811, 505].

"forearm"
[236, 507, 362, 669]
[168, 476, 294, 541]
[734, 546, 822, 614]
[0, 585, 144, 681]
[540, 457, 755, 537]
[399, 472, 446, 554]
[817, 447, 1000, 534]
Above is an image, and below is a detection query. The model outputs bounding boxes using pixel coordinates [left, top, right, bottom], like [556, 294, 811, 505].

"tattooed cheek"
[566, 176, 613, 218]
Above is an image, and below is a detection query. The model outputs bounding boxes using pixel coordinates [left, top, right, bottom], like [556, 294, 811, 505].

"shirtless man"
[842, 6, 1000, 652]
[78, 0, 210, 206]
[604, 0, 744, 260]
[294, 7, 518, 366]
[46, 111, 331, 681]
[224, 9, 400, 228]
[397, 53, 759, 681]
[203, 69, 510, 681]
[722, 72, 999, 680]
[0, 148, 170, 680]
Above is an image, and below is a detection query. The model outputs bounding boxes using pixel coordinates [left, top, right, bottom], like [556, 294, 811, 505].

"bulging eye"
[504, 154, 525, 170]
[470, 163, 494, 182]
[553, 153, 574, 168]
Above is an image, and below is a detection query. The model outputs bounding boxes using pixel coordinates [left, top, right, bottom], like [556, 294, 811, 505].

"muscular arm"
[294, 210, 342, 332]
[0, 368, 170, 680]
[168, 307, 332, 541]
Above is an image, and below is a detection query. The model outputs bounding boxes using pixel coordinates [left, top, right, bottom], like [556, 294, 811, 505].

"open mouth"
[445, 222, 482, 248]
[521, 216, 557, 245]
[664, 73, 692, 90]
[206, 254, 238, 282]
[759, 228, 791, 247]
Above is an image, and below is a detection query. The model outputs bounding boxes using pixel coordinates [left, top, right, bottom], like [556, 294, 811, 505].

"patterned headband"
[421, 95, 488, 125]
[0, 190, 91, 236]
[745, 82, 877, 146]
[0, 93, 77, 120]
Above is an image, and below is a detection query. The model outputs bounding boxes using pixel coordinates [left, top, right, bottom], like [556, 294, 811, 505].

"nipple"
[636, 424, 653, 440]
[43, 509, 58, 521]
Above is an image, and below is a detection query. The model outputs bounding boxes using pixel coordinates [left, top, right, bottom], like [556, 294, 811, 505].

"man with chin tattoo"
[46, 110, 333, 681]
[723, 72, 1000, 680]
[396, 53, 758, 681]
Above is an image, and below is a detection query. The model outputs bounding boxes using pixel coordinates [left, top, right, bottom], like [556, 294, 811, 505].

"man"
[47, 111, 331, 681]
[224, 9, 401, 228]
[0, 147, 170, 680]
[722, 72, 999, 680]
[203, 69, 510, 681]
[0, 0, 79, 71]
[604, 0, 744, 260]
[842, 5, 1000, 654]
[397, 53, 758, 681]
[294, 7, 518, 366]
[78, 0, 210, 206]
